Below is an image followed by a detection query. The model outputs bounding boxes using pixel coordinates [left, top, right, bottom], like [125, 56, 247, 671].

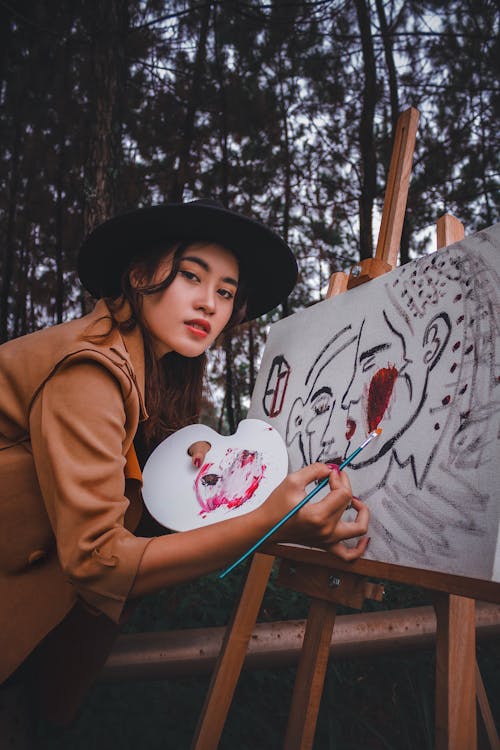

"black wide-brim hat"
[77, 199, 298, 321]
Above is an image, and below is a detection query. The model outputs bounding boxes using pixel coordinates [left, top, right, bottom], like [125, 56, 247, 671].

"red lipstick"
[185, 318, 211, 337]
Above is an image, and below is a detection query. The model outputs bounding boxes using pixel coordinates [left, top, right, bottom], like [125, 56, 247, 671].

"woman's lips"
[185, 319, 211, 337]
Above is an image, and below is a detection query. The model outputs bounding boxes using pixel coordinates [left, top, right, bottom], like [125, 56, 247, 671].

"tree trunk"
[13, 242, 27, 339]
[224, 331, 235, 433]
[375, 0, 411, 265]
[213, 2, 229, 207]
[278, 52, 292, 318]
[248, 322, 255, 397]
[168, 0, 212, 202]
[0, 109, 21, 343]
[355, 0, 377, 261]
[83, 0, 128, 235]
[375, 0, 399, 132]
[55, 33, 72, 324]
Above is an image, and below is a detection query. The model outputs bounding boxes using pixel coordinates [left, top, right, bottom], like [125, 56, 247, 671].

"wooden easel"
[191, 108, 499, 750]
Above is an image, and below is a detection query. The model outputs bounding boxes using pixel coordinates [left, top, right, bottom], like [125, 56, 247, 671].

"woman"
[0, 200, 369, 726]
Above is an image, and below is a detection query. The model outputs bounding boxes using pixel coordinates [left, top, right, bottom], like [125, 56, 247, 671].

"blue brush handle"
[219, 443, 365, 579]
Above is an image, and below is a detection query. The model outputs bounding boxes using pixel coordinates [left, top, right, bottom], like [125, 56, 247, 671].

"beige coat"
[0, 299, 152, 719]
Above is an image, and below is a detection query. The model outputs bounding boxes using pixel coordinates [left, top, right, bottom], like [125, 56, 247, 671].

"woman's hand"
[257, 462, 369, 561]
[133, 461, 368, 598]
[187, 440, 212, 469]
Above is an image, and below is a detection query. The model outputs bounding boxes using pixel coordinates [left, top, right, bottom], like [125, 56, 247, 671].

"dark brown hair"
[107, 240, 247, 449]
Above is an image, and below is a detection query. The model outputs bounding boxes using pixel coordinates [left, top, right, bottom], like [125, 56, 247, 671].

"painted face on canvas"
[286, 328, 356, 466]
[194, 448, 266, 514]
[132, 242, 239, 358]
[341, 312, 420, 465]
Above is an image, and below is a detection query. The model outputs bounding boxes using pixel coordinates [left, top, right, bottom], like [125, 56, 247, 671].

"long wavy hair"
[106, 241, 247, 449]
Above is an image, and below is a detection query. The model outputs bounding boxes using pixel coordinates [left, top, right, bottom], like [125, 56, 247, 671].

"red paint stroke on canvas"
[367, 365, 398, 432]
[194, 448, 266, 514]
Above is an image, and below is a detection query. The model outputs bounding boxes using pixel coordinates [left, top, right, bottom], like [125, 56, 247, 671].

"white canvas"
[249, 224, 500, 582]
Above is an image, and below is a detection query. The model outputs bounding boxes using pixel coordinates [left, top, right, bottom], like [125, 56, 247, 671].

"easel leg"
[434, 594, 477, 750]
[191, 552, 275, 750]
[476, 663, 500, 750]
[434, 213, 498, 749]
[283, 598, 337, 750]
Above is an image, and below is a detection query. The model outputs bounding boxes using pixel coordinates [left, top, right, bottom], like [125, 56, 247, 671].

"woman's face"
[132, 242, 239, 358]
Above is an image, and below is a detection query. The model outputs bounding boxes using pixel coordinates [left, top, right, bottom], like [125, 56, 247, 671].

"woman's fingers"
[328, 464, 351, 489]
[327, 535, 370, 561]
[306, 494, 369, 547]
[331, 498, 369, 538]
[187, 440, 211, 469]
[348, 497, 369, 528]
[303, 468, 353, 521]
[291, 461, 333, 490]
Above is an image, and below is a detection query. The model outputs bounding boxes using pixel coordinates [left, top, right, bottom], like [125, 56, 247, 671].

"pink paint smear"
[194, 448, 266, 515]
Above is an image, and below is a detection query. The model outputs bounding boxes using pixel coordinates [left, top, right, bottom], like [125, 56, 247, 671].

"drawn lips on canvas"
[345, 418, 356, 441]
[194, 448, 266, 514]
[367, 365, 399, 433]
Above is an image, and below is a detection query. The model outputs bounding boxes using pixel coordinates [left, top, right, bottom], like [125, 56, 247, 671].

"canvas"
[248, 224, 500, 583]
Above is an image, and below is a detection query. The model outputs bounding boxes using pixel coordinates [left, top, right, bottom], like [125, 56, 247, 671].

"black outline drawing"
[272, 230, 500, 578]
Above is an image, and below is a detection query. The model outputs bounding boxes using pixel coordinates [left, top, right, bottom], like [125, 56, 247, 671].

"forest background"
[1, 0, 499, 748]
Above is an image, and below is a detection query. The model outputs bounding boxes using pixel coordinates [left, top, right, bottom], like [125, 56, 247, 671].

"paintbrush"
[219, 428, 382, 579]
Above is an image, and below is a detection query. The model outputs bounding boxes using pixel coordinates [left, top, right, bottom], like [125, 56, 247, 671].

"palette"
[142, 418, 289, 531]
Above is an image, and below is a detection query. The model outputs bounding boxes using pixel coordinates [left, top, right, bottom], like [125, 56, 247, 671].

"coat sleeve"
[29, 358, 153, 623]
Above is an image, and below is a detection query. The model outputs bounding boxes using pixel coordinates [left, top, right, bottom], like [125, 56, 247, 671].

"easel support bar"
[375, 106, 419, 267]
[347, 107, 419, 290]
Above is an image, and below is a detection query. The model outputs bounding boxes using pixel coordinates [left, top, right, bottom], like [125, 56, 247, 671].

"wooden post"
[277, 562, 384, 750]
[283, 599, 338, 750]
[191, 553, 275, 750]
[376, 106, 420, 267]
[348, 106, 419, 289]
[326, 271, 349, 298]
[476, 665, 500, 750]
[434, 213, 499, 750]
[434, 595, 477, 750]
[436, 214, 465, 250]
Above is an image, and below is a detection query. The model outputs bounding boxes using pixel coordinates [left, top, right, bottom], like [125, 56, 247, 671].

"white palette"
[142, 419, 289, 531]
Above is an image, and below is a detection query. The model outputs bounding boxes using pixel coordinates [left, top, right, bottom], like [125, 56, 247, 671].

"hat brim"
[77, 202, 298, 321]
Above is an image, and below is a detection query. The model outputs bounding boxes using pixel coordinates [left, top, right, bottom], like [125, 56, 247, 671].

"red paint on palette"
[194, 449, 266, 514]
[367, 365, 398, 433]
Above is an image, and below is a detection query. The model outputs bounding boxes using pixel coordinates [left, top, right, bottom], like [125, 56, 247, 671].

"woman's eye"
[180, 269, 199, 282]
[218, 288, 234, 300]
